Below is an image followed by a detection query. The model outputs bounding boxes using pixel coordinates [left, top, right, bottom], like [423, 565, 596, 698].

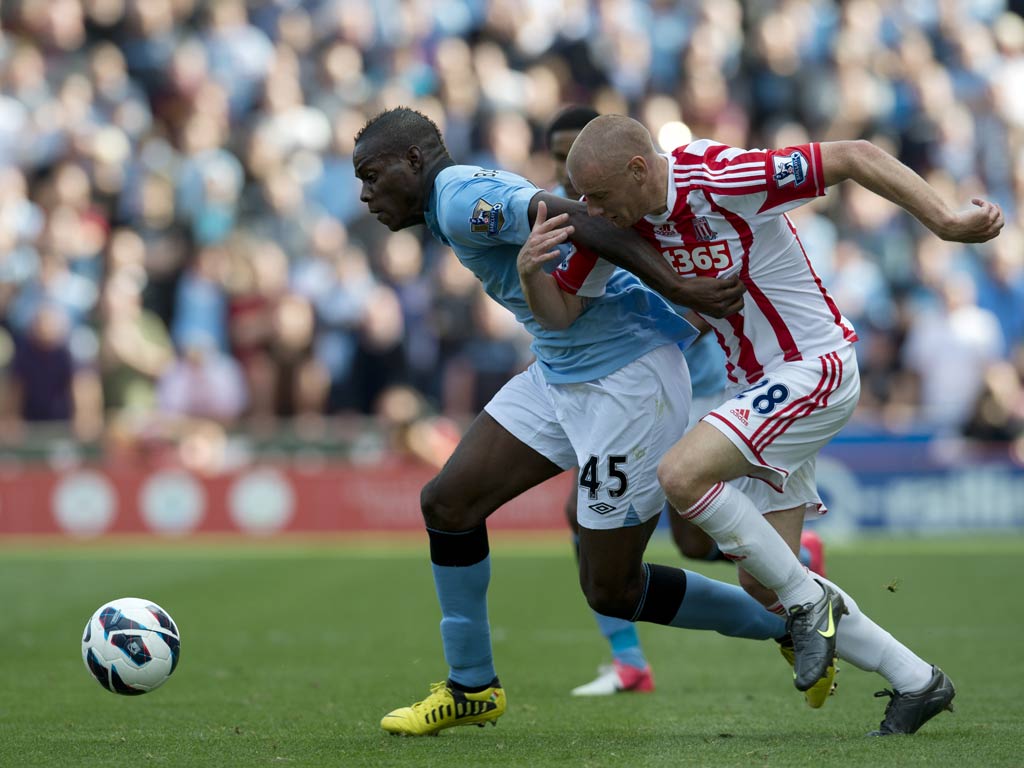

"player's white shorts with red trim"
[703, 344, 859, 510]
[485, 344, 691, 530]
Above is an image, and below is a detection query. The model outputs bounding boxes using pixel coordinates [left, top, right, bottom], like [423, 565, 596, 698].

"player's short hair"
[546, 105, 600, 146]
[355, 107, 448, 157]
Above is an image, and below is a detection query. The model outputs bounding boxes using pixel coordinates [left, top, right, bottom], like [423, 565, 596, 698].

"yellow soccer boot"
[779, 638, 837, 708]
[381, 680, 506, 736]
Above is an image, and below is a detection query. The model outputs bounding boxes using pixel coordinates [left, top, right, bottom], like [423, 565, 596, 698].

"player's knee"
[658, 447, 721, 511]
[581, 575, 643, 620]
[420, 478, 471, 530]
[674, 532, 713, 561]
[657, 455, 699, 508]
[737, 569, 777, 608]
[668, 506, 714, 559]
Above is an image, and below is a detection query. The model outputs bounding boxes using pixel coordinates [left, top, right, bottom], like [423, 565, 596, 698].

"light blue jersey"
[686, 332, 727, 398]
[554, 185, 727, 397]
[424, 165, 697, 384]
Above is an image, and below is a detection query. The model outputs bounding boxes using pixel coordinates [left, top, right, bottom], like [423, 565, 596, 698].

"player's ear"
[628, 156, 647, 184]
[405, 145, 423, 172]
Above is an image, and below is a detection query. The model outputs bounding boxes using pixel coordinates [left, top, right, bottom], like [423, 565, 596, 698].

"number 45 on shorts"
[579, 455, 629, 501]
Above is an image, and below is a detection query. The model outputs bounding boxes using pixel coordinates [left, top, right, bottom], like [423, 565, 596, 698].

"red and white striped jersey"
[555, 139, 858, 385]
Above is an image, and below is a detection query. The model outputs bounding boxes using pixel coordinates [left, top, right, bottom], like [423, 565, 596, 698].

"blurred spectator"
[88, 42, 152, 142]
[6, 304, 102, 441]
[374, 384, 461, 470]
[974, 226, 1024, 352]
[265, 292, 328, 420]
[157, 332, 247, 424]
[170, 245, 228, 353]
[966, 355, 1024, 441]
[292, 236, 378, 413]
[6, 249, 98, 335]
[200, 0, 274, 121]
[375, 230, 439, 399]
[903, 274, 1005, 433]
[11, 307, 76, 423]
[247, 167, 320, 259]
[174, 112, 242, 246]
[347, 283, 407, 414]
[119, 0, 181, 92]
[443, 291, 532, 415]
[99, 270, 173, 417]
[225, 237, 328, 423]
[0, 0, 1021, 447]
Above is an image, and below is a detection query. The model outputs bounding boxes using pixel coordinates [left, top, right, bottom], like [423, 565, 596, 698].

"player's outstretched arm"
[821, 140, 1004, 243]
[517, 200, 584, 330]
[530, 193, 746, 318]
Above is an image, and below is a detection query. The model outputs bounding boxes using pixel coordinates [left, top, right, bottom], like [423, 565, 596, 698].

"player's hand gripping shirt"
[423, 165, 696, 384]
[552, 185, 727, 398]
[555, 141, 858, 386]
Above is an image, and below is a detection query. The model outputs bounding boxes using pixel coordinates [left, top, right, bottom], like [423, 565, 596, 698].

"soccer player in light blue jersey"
[354, 107, 784, 737]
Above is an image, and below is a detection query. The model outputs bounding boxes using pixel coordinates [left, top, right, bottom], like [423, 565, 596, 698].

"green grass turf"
[1, 535, 1022, 767]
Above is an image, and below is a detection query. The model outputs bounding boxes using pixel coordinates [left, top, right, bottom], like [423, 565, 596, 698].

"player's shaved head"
[564, 115, 667, 227]
[566, 115, 658, 186]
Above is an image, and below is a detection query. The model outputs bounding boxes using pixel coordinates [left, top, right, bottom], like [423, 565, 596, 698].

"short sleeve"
[553, 242, 616, 298]
[437, 173, 538, 250]
[758, 143, 827, 214]
[675, 140, 826, 219]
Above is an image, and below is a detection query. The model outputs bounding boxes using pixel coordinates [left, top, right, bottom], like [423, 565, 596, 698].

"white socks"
[683, 482, 821, 608]
[684, 481, 935, 695]
[815, 576, 934, 694]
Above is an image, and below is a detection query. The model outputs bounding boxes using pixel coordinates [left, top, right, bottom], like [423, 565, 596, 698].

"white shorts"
[485, 344, 691, 530]
[703, 345, 860, 511]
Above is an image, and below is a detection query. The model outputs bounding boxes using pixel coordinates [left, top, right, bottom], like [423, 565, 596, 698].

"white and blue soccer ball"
[81, 597, 181, 695]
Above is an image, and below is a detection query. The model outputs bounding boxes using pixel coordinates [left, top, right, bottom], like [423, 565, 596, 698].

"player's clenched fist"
[517, 200, 574, 277]
[935, 198, 1005, 244]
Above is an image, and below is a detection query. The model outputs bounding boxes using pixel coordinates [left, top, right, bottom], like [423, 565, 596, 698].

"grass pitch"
[1, 535, 1022, 767]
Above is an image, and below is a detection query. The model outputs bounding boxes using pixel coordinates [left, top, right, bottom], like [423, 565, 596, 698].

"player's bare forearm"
[517, 199, 584, 329]
[521, 270, 583, 330]
[821, 140, 1003, 243]
[530, 193, 745, 317]
[685, 311, 712, 337]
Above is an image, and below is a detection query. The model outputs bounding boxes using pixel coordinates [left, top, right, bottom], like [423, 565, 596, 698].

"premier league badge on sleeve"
[470, 199, 505, 236]
[772, 150, 808, 188]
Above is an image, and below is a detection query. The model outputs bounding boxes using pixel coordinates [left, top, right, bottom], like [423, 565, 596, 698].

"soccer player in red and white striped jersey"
[517, 114, 1003, 734]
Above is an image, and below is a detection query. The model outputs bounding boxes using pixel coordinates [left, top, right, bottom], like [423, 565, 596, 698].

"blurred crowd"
[1, 0, 1023, 468]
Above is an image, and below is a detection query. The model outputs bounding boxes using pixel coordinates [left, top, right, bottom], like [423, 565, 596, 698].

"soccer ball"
[81, 597, 181, 695]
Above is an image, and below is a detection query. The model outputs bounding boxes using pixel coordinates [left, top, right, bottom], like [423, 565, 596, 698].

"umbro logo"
[730, 408, 750, 426]
[589, 502, 617, 515]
